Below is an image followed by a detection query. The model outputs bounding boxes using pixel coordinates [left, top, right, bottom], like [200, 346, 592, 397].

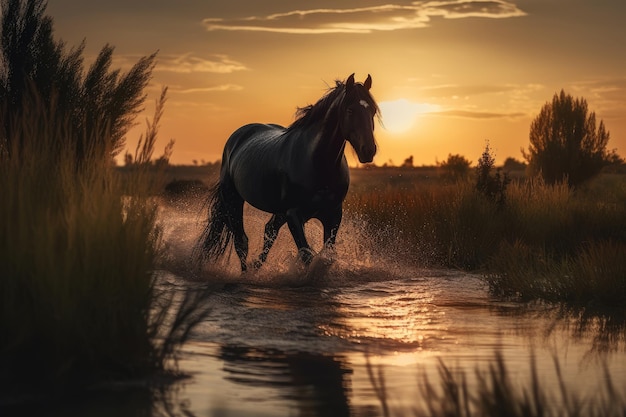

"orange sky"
[47, 0, 626, 166]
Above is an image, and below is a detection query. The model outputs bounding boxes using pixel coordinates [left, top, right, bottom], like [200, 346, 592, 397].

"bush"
[524, 90, 611, 188]
[438, 153, 472, 182]
[502, 157, 526, 172]
[475, 143, 510, 206]
[345, 170, 626, 305]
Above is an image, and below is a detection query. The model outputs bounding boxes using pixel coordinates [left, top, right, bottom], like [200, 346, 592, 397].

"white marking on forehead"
[359, 99, 369, 109]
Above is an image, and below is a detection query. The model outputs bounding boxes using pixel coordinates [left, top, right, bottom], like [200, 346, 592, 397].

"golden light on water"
[317, 287, 445, 357]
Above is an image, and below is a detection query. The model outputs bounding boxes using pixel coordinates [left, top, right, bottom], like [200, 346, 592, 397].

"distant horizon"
[48, 0, 626, 166]
[139, 157, 532, 169]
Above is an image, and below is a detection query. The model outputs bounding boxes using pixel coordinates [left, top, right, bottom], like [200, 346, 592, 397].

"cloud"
[570, 78, 626, 104]
[203, 1, 526, 34]
[108, 53, 248, 74]
[421, 84, 518, 98]
[172, 84, 244, 94]
[433, 109, 526, 119]
[156, 54, 248, 74]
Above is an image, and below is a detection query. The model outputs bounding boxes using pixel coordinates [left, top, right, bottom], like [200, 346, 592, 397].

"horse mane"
[288, 79, 378, 131]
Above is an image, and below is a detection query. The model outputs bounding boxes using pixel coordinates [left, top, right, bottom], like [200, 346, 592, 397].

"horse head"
[341, 73, 378, 163]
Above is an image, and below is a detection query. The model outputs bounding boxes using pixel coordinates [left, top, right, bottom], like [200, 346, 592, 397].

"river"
[33, 199, 626, 416]
[153, 199, 626, 416]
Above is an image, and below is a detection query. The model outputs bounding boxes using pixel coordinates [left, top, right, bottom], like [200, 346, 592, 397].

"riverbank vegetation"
[0, 0, 209, 400]
[345, 89, 624, 309]
[160, 160, 625, 308]
[345, 164, 625, 307]
[0, 87, 210, 399]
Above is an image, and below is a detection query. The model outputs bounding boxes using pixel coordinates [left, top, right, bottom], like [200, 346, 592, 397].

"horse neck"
[311, 104, 346, 171]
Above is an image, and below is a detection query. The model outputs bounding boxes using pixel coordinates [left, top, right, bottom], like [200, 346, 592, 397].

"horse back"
[220, 123, 349, 215]
[220, 124, 289, 211]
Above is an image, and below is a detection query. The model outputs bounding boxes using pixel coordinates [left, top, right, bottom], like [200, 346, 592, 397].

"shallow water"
[150, 199, 626, 416]
[26, 199, 626, 416]
[164, 273, 625, 416]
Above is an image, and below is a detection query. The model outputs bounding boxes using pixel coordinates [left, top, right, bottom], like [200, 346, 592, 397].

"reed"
[0, 92, 210, 398]
[345, 181, 505, 269]
[487, 177, 626, 305]
[486, 240, 626, 305]
[345, 171, 626, 305]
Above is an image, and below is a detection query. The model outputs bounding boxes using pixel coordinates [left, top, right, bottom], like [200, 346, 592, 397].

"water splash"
[157, 197, 427, 288]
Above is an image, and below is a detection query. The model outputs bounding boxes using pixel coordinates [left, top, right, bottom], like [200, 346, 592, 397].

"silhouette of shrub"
[476, 143, 510, 206]
[502, 157, 526, 172]
[523, 90, 611, 188]
[438, 153, 472, 182]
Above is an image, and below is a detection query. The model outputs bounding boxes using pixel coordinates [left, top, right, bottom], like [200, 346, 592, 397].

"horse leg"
[231, 206, 249, 272]
[320, 205, 343, 253]
[254, 213, 287, 269]
[286, 209, 314, 265]
[222, 182, 249, 272]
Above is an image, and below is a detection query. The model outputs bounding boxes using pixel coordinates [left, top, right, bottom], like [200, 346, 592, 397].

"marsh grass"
[486, 240, 626, 305]
[345, 172, 626, 306]
[0, 91, 210, 399]
[345, 181, 506, 269]
[367, 352, 626, 417]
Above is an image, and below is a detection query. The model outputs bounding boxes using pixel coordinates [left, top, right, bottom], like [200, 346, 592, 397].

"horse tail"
[196, 181, 233, 263]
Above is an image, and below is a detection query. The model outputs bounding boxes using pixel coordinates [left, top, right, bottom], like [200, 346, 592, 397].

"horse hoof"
[299, 248, 315, 265]
[252, 259, 263, 270]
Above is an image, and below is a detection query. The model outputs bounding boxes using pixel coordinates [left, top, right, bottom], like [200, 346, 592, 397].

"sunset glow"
[379, 99, 440, 134]
[46, 1, 626, 166]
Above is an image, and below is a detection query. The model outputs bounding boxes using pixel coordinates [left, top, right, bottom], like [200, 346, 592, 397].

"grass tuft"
[0, 89, 210, 399]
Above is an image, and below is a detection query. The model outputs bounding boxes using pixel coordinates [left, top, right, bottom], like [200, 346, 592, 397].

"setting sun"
[379, 99, 439, 134]
[46, 1, 626, 166]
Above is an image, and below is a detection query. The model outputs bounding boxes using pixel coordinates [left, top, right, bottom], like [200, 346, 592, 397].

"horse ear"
[346, 73, 355, 90]
[364, 74, 372, 90]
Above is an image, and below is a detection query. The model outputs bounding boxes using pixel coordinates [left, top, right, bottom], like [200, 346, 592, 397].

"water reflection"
[488, 300, 626, 356]
[219, 345, 352, 417]
[546, 306, 626, 355]
[14, 271, 626, 416]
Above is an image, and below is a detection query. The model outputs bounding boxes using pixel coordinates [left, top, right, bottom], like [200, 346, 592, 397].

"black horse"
[197, 73, 379, 272]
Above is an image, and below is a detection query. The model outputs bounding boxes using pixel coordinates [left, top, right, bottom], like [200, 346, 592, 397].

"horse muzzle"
[356, 142, 377, 163]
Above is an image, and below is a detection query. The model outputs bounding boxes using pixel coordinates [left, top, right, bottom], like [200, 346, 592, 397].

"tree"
[502, 157, 526, 172]
[523, 90, 610, 187]
[438, 153, 471, 182]
[401, 155, 413, 168]
[0, 0, 156, 162]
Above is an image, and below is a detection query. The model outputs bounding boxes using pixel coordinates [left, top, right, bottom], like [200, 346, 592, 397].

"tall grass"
[487, 177, 625, 305]
[0, 91, 209, 399]
[345, 173, 626, 306]
[345, 181, 506, 269]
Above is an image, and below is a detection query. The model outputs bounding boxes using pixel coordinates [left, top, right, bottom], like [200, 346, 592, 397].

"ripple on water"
[153, 200, 626, 415]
